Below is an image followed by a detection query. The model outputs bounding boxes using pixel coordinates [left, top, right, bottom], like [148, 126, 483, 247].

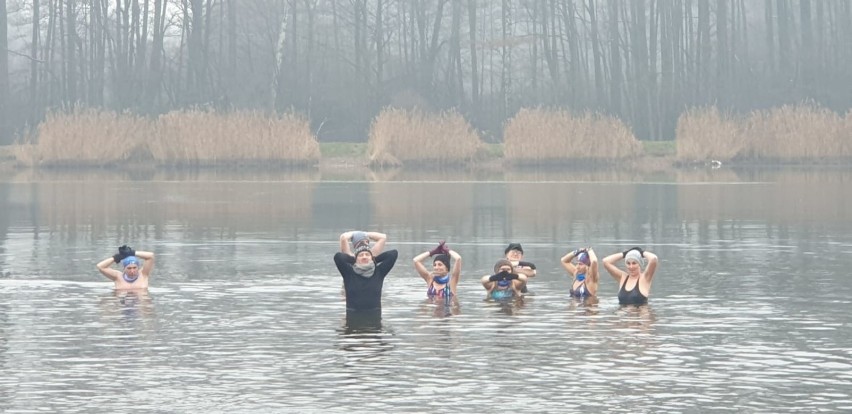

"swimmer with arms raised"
[334, 230, 398, 311]
[602, 247, 659, 305]
[96, 245, 155, 290]
[413, 241, 462, 298]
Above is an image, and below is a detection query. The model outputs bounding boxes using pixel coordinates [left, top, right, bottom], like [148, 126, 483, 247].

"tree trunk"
[0, 0, 8, 143]
[272, 2, 289, 111]
[89, 0, 106, 107]
[468, 0, 480, 110]
[716, 0, 728, 104]
[29, 0, 42, 124]
[588, 0, 605, 108]
[697, 0, 710, 100]
[450, 0, 464, 106]
[65, 0, 77, 104]
[501, 0, 511, 119]
[630, 1, 650, 139]
[799, 0, 813, 91]
[147, 0, 166, 111]
[608, 0, 622, 114]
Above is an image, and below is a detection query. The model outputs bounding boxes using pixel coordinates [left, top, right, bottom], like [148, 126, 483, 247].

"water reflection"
[485, 296, 528, 316]
[336, 310, 396, 369]
[615, 304, 657, 332]
[111, 290, 155, 320]
[567, 295, 600, 316]
[418, 297, 461, 318]
[341, 309, 383, 334]
[1, 168, 851, 412]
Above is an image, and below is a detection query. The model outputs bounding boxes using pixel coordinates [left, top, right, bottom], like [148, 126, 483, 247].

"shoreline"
[3, 144, 851, 177]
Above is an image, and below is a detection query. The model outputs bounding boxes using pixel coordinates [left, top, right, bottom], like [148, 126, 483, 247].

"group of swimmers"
[96, 231, 658, 313]
[332, 230, 659, 312]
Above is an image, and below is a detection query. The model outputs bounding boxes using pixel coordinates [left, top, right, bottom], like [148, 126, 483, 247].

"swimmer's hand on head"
[516, 260, 536, 270]
[622, 246, 644, 258]
[113, 245, 136, 263]
[429, 241, 449, 257]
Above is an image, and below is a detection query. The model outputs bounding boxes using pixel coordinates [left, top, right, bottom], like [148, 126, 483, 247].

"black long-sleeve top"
[333, 250, 398, 311]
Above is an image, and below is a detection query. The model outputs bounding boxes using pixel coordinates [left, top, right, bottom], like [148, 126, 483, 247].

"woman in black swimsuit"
[602, 247, 658, 305]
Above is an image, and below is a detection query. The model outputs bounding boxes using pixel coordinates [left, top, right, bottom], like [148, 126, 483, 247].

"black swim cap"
[505, 243, 523, 254]
[433, 254, 451, 270]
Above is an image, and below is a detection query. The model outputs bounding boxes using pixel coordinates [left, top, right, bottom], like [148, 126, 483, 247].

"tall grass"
[744, 105, 844, 161]
[676, 104, 851, 163]
[503, 108, 642, 164]
[367, 108, 483, 167]
[15, 107, 152, 167]
[14, 108, 320, 167]
[151, 109, 320, 166]
[675, 107, 742, 162]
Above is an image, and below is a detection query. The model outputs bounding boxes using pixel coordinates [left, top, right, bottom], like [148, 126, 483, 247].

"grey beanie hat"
[625, 249, 645, 268]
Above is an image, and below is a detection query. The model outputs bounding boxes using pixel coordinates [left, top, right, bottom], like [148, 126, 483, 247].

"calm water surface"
[0, 168, 851, 412]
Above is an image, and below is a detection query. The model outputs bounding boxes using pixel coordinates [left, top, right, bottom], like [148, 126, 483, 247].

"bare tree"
[468, 0, 480, 110]
[0, 0, 8, 144]
[29, 0, 42, 125]
[588, 0, 605, 108]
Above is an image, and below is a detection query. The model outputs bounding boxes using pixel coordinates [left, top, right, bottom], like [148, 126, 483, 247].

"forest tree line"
[1, 0, 851, 145]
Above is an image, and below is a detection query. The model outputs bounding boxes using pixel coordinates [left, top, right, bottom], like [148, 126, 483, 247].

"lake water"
[0, 167, 851, 412]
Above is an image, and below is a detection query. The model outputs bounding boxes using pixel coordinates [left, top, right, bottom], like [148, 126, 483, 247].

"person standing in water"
[480, 259, 527, 299]
[96, 245, 156, 290]
[334, 230, 398, 311]
[412, 241, 462, 298]
[504, 242, 536, 292]
[561, 247, 599, 298]
[602, 247, 659, 305]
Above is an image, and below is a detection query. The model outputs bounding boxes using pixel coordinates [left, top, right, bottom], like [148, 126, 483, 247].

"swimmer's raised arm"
[339, 231, 356, 255]
[134, 250, 155, 276]
[367, 232, 387, 255]
[642, 251, 659, 281]
[96, 256, 120, 281]
[602, 252, 626, 281]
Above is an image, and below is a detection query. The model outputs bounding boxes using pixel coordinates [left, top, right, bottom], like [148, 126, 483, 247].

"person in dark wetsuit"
[334, 231, 398, 311]
[602, 247, 659, 305]
[413, 241, 462, 298]
[560, 247, 599, 298]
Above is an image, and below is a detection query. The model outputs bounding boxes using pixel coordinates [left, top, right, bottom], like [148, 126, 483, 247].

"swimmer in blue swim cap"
[480, 259, 527, 299]
[560, 247, 599, 298]
[96, 245, 156, 290]
[602, 247, 659, 305]
[413, 240, 462, 298]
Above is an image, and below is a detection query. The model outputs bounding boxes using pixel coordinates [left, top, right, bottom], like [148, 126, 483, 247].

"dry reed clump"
[675, 107, 743, 163]
[743, 104, 845, 161]
[503, 108, 642, 164]
[676, 104, 852, 163]
[367, 108, 483, 167]
[150, 110, 320, 166]
[15, 107, 153, 167]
